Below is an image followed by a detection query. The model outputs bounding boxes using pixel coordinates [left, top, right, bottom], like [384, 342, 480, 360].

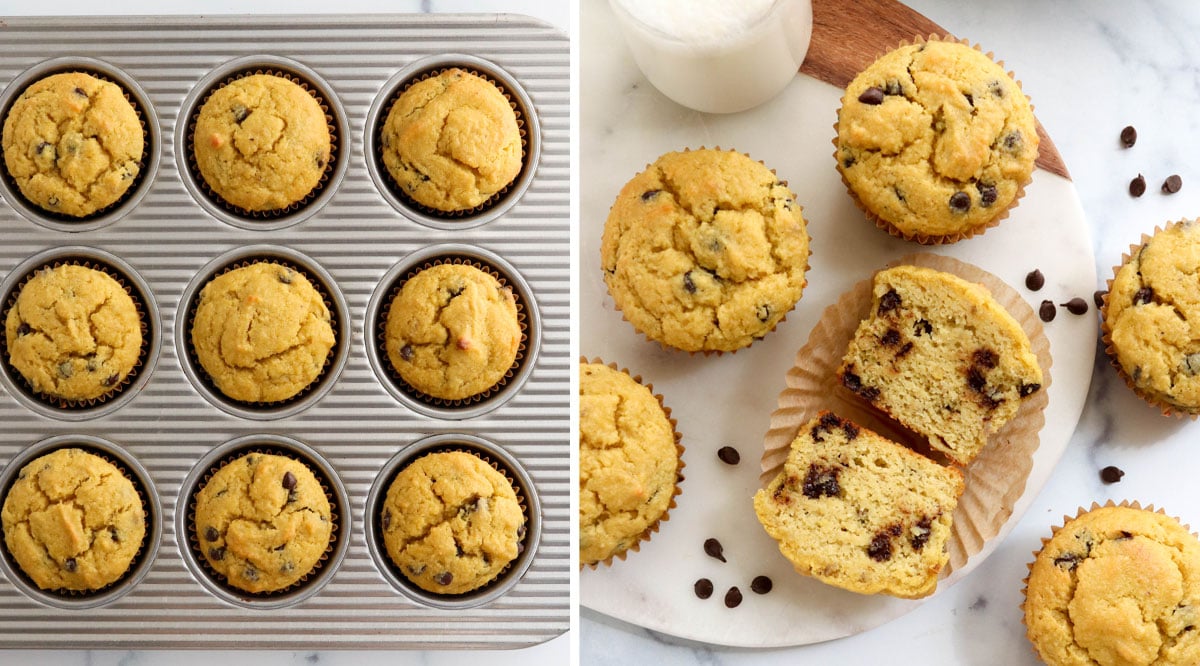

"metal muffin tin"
[0, 14, 568, 650]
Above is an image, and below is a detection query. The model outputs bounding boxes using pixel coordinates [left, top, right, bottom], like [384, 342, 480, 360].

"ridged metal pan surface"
[0, 14, 568, 650]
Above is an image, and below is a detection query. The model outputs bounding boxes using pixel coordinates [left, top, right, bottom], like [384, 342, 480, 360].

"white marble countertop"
[582, 0, 1200, 664]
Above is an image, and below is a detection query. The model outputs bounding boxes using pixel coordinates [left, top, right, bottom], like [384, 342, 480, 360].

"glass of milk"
[608, 0, 813, 114]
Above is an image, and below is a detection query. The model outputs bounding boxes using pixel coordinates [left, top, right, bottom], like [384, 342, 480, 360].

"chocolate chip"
[841, 370, 880, 401]
[231, 104, 251, 123]
[280, 561, 295, 573]
[717, 446, 740, 465]
[381, 509, 391, 530]
[16, 323, 31, 336]
[64, 558, 77, 572]
[57, 362, 74, 378]
[434, 571, 453, 586]
[399, 343, 414, 361]
[1100, 465, 1125, 483]
[963, 92, 974, 107]
[878, 289, 901, 314]
[244, 567, 258, 582]
[35, 141, 53, 158]
[1062, 297, 1088, 315]
[948, 191, 971, 213]
[1129, 174, 1147, 197]
[1133, 287, 1154, 305]
[867, 533, 893, 562]
[209, 546, 226, 561]
[282, 471, 297, 490]
[1094, 290, 1107, 309]
[682, 272, 697, 294]
[724, 586, 743, 608]
[977, 182, 997, 208]
[703, 538, 726, 563]
[988, 80, 1005, 97]
[972, 349, 999, 369]
[1025, 269, 1045, 291]
[1038, 300, 1057, 322]
[881, 328, 900, 346]
[896, 341, 914, 359]
[966, 367, 988, 394]
[204, 526, 219, 542]
[750, 576, 773, 594]
[1163, 174, 1183, 194]
[1053, 552, 1080, 571]
[756, 304, 771, 322]
[883, 80, 902, 96]
[910, 516, 934, 551]
[277, 270, 293, 285]
[913, 319, 933, 337]
[1019, 383, 1041, 397]
[1120, 125, 1137, 148]
[46, 195, 59, 207]
[858, 86, 885, 105]
[103, 374, 118, 387]
[1003, 131, 1023, 151]
[802, 464, 841, 499]
[694, 578, 714, 599]
[640, 189, 661, 202]
[73, 86, 86, 97]
[842, 155, 856, 169]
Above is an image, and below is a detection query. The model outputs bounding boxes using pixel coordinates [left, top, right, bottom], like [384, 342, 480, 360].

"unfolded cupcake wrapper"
[832, 34, 1036, 245]
[759, 253, 1052, 581]
[376, 256, 529, 408]
[375, 64, 529, 219]
[602, 146, 811, 356]
[185, 67, 338, 220]
[187, 445, 341, 599]
[580, 356, 685, 570]
[1100, 220, 1200, 419]
[0, 257, 151, 410]
[184, 256, 341, 410]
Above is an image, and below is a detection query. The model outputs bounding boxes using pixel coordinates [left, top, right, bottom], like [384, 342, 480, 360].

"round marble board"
[579, 0, 1097, 648]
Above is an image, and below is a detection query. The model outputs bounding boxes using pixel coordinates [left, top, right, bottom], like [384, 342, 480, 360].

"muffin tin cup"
[364, 53, 541, 230]
[0, 56, 160, 233]
[176, 434, 350, 611]
[176, 55, 349, 231]
[175, 245, 350, 421]
[366, 243, 541, 420]
[0, 434, 161, 610]
[364, 433, 541, 610]
[0, 246, 160, 421]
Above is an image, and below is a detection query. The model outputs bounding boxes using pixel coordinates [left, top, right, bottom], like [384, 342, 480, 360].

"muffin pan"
[0, 15, 567, 650]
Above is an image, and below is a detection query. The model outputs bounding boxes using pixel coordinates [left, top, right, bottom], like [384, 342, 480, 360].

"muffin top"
[1024, 505, 1200, 666]
[600, 148, 810, 352]
[1, 448, 145, 591]
[193, 73, 330, 212]
[381, 451, 525, 595]
[193, 452, 333, 594]
[579, 362, 679, 566]
[381, 68, 523, 212]
[2, 71, 143, 218]
[384, 263, 521, 402]
[1106, 220, 1200, 413]
[5, 264, 142, 402]
[191, 261, 335, 404]
[836, 40, 1038, 241]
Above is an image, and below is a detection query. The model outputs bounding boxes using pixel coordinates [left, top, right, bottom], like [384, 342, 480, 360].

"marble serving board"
[580, 0, 1097, 648]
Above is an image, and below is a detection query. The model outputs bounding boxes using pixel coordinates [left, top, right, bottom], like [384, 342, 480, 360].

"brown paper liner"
[0, 257, 151, 410]
[580, 356, 685, 569]
[602, 146, 811, 356]
[376, 256, 528, 408]
[0, 68, 150, 222]
[760, 253, 1052, 579]
[832, 35, 1037, 245]
[375, 65, 529, 218]
[184, 256, 341, 410]
[185, 68, 338, 220]
[186, 446, 341, 598]
[1100, 220, 1200, 419]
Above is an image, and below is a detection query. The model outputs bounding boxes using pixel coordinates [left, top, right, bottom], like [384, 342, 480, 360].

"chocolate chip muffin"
[5, 264, 142, 402]
[380, 451, 525, 595]
[2, 448, 145, 591]
[381, 68, 522, 212]
[2, 71, 143, 217]
[835, 39, 1038, 243]
[193, 452, 333, 594]
[837, 265, 1042, 466]
[193, 73, 330, 212]
[1023, 504, 1200, 666]
[600, 148, 810, 352]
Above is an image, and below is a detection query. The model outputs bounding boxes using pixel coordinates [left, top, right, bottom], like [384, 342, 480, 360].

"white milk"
[609, 0, 813, 114]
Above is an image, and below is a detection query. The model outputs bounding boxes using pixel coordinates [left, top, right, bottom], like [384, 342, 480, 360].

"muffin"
[2, 448, 145, 591]
[193, 73, 330, 212]
[1104, 220, 1200, 415]
[193, 452, 333, 594]
[5, 264, 142, 402]
[1023, 503, 1200, 665]
[1, 71, 144, 217]
[837, 265, 1043, 465]
[835, 39, 1038, 243]
[384, 263, 521, 402]
[380, 68, 522, 212]
[380, 451, 525, 595]
[754, 412, 964, 599]
[600, 148, 811, 353]
[579, 361, 681, 566]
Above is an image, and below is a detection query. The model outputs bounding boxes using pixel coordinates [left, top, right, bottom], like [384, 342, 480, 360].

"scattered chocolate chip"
[282, 471, 297, 490]
[750, 576, 773, 594]
[35, 141, 53, 157]
[802, 464, 841, 499]
[209, 546, 226, 561]
[867, 533, 893, 562]
[204, 526, 219, 542]
[858, 86, 885, 105]
[16, 323, 31, 336]
[1115, 530, 1133, 540]
[1025, 269, 1045, 291]
[64, 558, 77, 572]
[896, 341, 914, 359]
[877, 289, 901, 315]
[988, 80, 1005, 97]
[717, 446, 740, 465]
[277, 270, 293, 285]
[913, 319, 933, 337]
[1003, 131, 1023, 151]
[694, 578, 713, 599]
[1038, 300, 1057, 322]
[883, 80, 902, 96]
[640, 189, 661, 202]
[280, 561, 295, 573]
[1053, 552, 1080, 571]
[683, 272, 697, 294]
[1129, 174, 1147, 197]
[1120, 125, 1137, 148]
[966, 367, 988, 394]
[232, 104, 251, 123]
[977, 182, 997, 208]
[972, 349, 999, 369]
[57, 361, 74, 378]
[881, 328, 901, 346]
[399, 343, 414, 361]
[243, 567, 259, 581]
[724, 586, 743, 608]
[948, 191, 971, 213]
[842, 155, 856, 169]
[73, 86, 87, 97]
[1019, 383, 1041, 397]
[703, 538, 726, 563]
[103, 373, 119, 387]
[434, 571, 453, 586]
[1133, 286, 1154, 305]
[1100, 465, 1125, 484]
[46, 195, 59, 207]
[910, 516, 934, 551]
[963, 92, 974, 107]
[1062, 297, 1088, 315]
[1093, 290, 1106, 309]
[756, 304, 771, 322]
[1163, 174, 1183, 194]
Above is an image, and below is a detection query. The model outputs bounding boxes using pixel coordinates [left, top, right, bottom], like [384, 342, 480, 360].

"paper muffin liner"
[760, 253, 1052, 579]
[832, 34, 1036, 245]
[186, 444, 342, 599]
[376, 256, 529, 408]
[183, 255, 342, 412]
[0, 67, 151, 223]
[184, 67, 339, 220]
[0, 256, 152, 411]
[374, 64, 529, 219]
[580, 356, 685, 569]
[1101, 220, 1200, 419]
[601, 146, 812, 356]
